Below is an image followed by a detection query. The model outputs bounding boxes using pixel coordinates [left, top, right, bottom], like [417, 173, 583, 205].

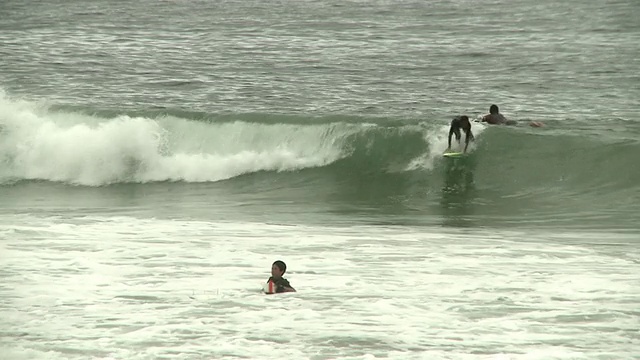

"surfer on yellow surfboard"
[446, 115, 474, 154]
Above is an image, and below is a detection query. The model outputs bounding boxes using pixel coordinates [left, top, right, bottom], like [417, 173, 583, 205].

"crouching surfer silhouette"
[447, 115, 474, 153]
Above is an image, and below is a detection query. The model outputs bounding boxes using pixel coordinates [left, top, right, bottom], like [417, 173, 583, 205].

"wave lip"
[0, 94, 369, 186]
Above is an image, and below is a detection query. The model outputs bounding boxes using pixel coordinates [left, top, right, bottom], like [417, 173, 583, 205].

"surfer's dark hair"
[273, 260, 287, 274]
[489, 104, 499, 114]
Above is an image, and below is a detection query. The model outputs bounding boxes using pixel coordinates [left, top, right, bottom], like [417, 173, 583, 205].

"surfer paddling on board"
[264, 260, 296, 294]
[447, 115, 474, 153]
[482, 104, 543, 128]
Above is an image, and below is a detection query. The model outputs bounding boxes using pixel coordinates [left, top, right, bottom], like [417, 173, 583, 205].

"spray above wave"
[0, 93, 447, 186]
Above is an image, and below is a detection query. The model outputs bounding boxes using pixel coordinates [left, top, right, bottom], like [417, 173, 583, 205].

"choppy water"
[1, 0, 639, 359]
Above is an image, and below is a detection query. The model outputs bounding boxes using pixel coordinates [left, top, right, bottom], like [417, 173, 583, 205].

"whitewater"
[2, 216, 638, 360]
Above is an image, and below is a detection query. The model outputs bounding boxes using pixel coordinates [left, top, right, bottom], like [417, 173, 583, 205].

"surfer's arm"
[447, 127, 454, 149]
[463, 132, 473, 153]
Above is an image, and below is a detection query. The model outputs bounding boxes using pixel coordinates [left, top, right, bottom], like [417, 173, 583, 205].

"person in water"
[482, 104, 543, 127]
[447, 115, 474, 153]
[266, 260, 296, 293]
[482, 104, 516, 125]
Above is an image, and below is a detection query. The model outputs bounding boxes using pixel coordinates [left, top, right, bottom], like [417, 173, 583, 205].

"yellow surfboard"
[443, 152, 465, 158]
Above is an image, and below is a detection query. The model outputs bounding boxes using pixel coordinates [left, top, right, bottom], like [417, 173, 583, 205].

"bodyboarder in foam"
[265, 260, 296, 294]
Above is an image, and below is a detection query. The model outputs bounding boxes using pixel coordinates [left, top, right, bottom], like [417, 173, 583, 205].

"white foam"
[0, 94, 351, 186]
[1, 215, 638, 359]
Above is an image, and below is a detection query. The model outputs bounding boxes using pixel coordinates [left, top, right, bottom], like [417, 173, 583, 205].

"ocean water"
[1, 0, 639, 359]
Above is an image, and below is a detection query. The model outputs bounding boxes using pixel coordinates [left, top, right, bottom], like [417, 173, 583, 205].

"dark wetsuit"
[482, 113, 516, 125]
[266, 277, 294, 293]
[448, 116, 474, 151]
